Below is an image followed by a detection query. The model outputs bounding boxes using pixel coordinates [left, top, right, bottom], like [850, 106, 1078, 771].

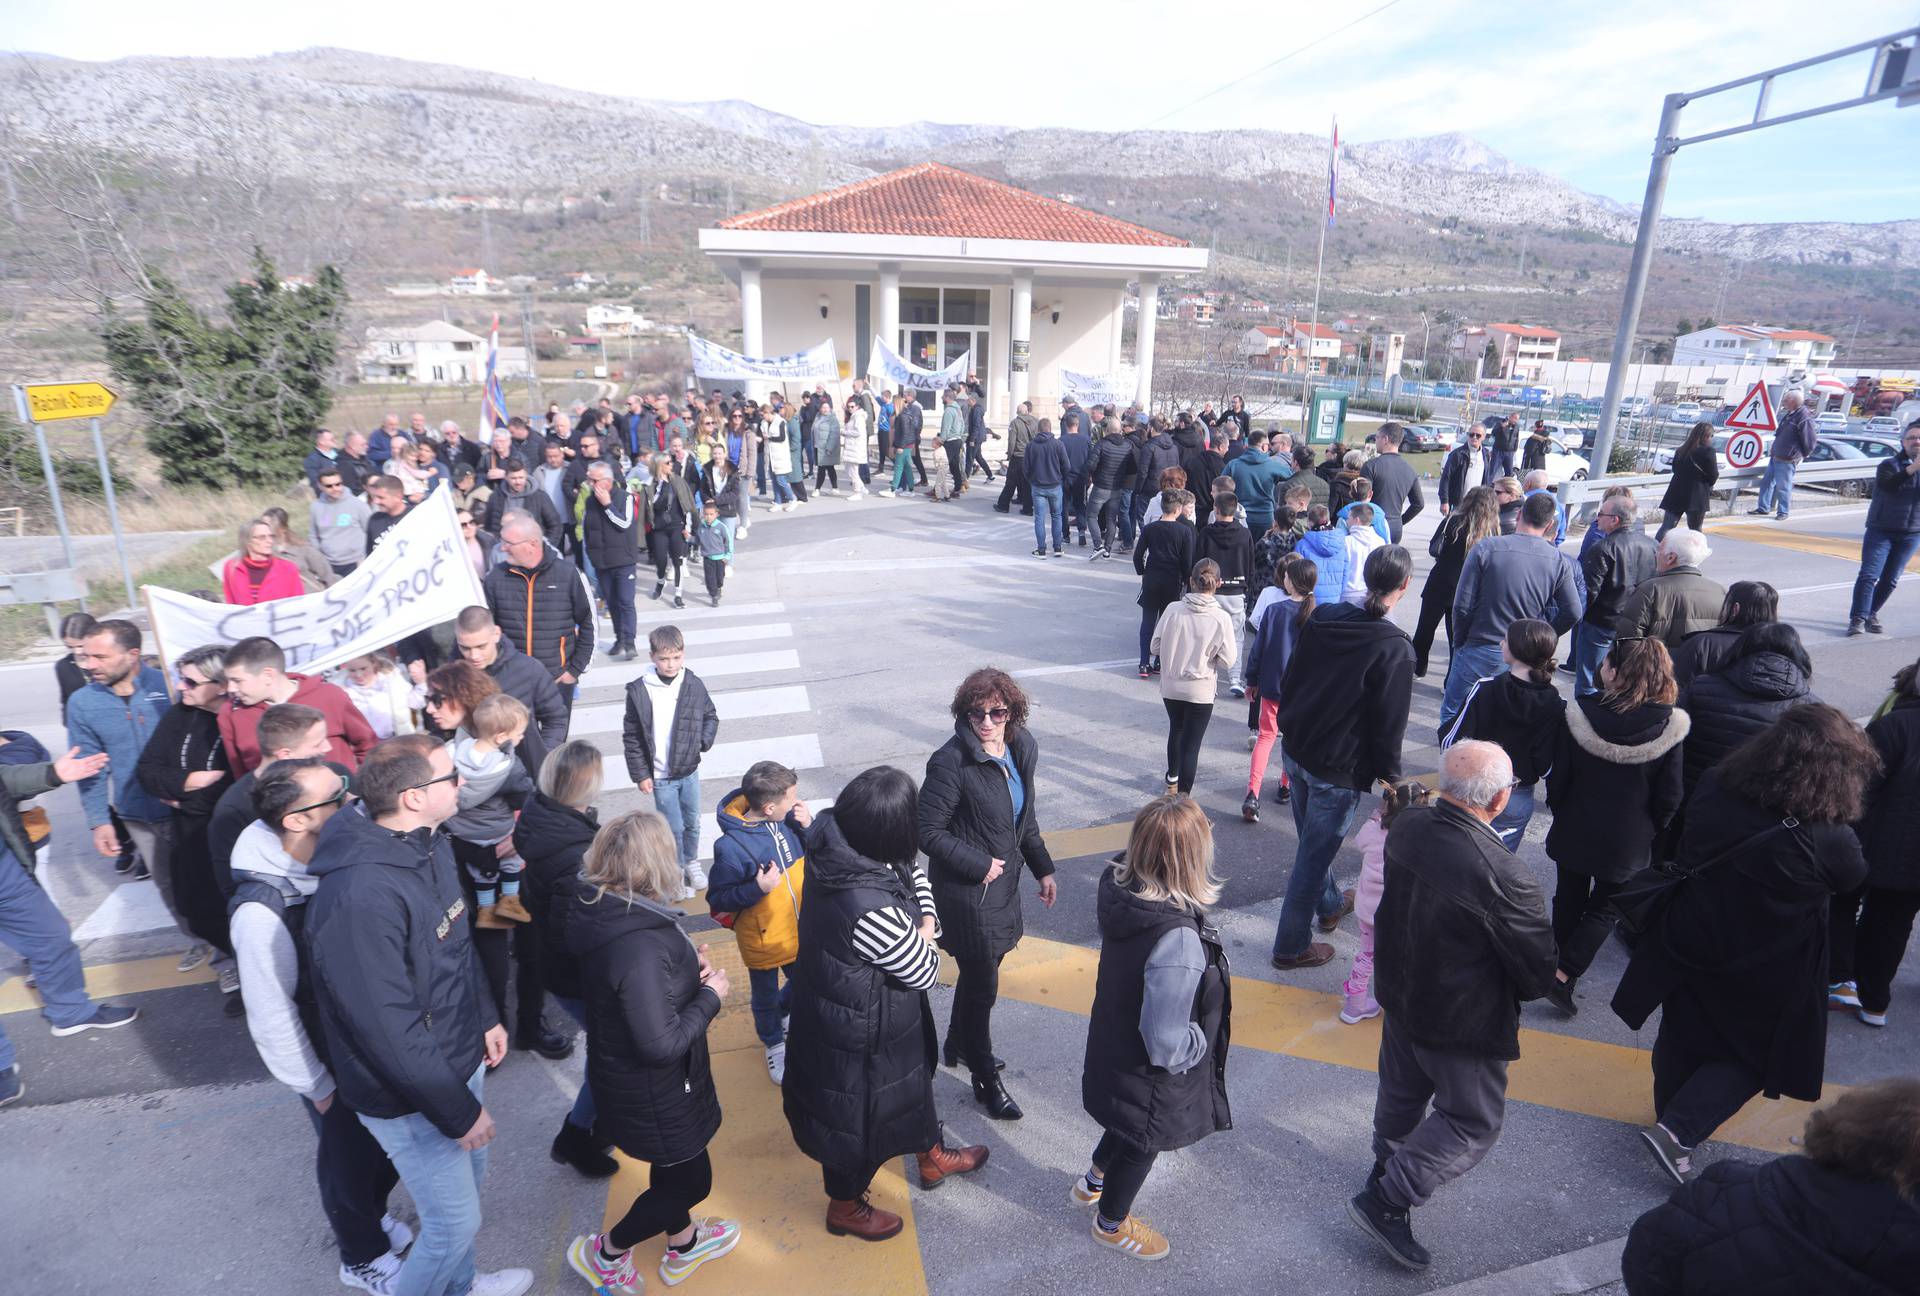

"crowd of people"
[1, 387, 1917, 1295]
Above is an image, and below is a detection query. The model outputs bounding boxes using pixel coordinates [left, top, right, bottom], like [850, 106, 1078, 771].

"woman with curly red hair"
[919, 667, 1057, 1121]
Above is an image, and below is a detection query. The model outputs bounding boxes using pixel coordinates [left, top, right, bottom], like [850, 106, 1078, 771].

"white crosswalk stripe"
[601, 733, 824, 792]
[632, 599, 787, 625]
[587, 648, 801, 690]
[568, 685, 812, 736]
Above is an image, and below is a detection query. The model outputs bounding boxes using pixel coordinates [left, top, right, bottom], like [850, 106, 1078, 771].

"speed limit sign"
[1725, 430, 1765, 469]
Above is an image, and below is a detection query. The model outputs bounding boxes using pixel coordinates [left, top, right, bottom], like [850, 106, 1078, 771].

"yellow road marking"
[989, 935, 1825, 1155]
[0, 954, 214, 1016]
[599, 928, 927, 1296]
[1038, 821, 1133, 860]
[1705, 521, 1917, 573]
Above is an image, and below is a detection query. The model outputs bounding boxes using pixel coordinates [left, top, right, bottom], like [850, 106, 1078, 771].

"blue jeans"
[652, 774, 701, 866]
[359, 1064, 487, 1296]
[595, 563, 638, 649]
[1439, 641, 1507, 737]
[1756, 459, 1797, 516]
[0, 845, 97, 1071]
[1570, 621, 1615, 697]
[770, 473, 794, 505]
[555, 996, 596, 1131]
[1032, 485, 1065, 551]
[1851, 526, 1920, 622]
[748, 965, 795, 1047]
[1272, 753, 1363, 960]
[1490, 783, 1535, 853]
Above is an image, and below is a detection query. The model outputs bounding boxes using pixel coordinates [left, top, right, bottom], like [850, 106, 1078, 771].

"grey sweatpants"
[1371, 1013, 1508, 1210]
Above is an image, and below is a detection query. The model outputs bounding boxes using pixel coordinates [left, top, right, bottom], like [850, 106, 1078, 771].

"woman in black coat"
[1413, 486, 1499, 677]
[1657, 421, 1720, 541]
[561, 809, 741, 1291]
[1543, 637, 1688, 1015]
[1668, 580, 1777, 690]
[1612, 705, 1872, 1184]
[1675, 622, 1817, 797]
[133, 644, 234, 969]
[513, 740, 615, 1179]
[1829, 658, 1920, 1027]
[783, 767, 987, 1242]
[1621, 1078, 1920, 1295]
[920, 668, 1057, 1119]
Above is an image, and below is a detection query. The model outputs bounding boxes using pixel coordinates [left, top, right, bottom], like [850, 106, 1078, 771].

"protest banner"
[688, 334, 840, 382]
[145, 489, 483, 676]
[866, 335, 970, 391]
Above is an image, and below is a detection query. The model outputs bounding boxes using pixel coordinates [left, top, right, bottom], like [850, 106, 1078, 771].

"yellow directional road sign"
[17, 381, 116, 422]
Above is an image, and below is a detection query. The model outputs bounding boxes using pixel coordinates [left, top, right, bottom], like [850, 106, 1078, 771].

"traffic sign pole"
[89, 416, 137, 612]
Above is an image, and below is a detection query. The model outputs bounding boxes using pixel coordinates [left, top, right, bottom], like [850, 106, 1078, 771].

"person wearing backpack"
[228, 758, 409, 1294]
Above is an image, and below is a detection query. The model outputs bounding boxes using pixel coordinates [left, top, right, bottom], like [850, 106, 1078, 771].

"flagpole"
[1301, 116, 1334, 441]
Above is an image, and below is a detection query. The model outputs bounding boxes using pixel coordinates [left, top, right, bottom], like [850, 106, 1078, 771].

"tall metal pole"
[88, 417, 137, 612]
[1588, 93, 1684, 482]
[1300, 132, 1332, 439]
[29, 420, 80, 580]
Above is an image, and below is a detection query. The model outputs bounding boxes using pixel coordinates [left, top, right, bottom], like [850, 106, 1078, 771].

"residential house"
[448, 268, 497, 295]
[356, 321, 487, 384]
[1672, 323, 1837, 369]
[1241, 325, 1292, 370]
[586, 304, 650, 337]
[1449, 323, 1561, 380]
[1293, 321, 1341, 375]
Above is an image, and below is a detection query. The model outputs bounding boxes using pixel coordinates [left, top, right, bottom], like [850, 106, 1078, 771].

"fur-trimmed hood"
[1565, 695, 1690, 764]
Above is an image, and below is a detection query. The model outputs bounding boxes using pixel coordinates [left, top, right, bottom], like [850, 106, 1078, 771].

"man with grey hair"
[1573, 494, 1657, 695]
[1350, 739, 1555, 1273]
[1751, 389, 1817, 520]
[482, 510, 595, 706]
[1613, 529, 1724, 651]
[1521, 469, 1566, 545]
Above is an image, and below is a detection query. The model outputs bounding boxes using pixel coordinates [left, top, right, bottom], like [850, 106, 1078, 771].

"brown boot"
[475, 904, 511, 930]
[825, 1194, 902, 1242]
[916, 1139, 990, 1189]
[492, 893, 533, 923]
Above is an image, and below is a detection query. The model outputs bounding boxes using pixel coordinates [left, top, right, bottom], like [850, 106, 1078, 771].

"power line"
[1142, 0, 1409, 129]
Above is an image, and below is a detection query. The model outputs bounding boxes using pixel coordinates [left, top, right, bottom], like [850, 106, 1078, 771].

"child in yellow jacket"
[709, 760, 810, 1085]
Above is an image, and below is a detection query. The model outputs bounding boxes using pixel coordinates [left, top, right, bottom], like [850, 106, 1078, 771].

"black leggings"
[1831, 884, 1920, 1015]
[1411, 593, 1453, 675]
[966, 442, 993, 480]
[824, 1162, 879, 1201]
[944, 440, 966, 486]
[815, 464, 838, 489]
[647, 529, 687, 586]
[609, 1149, 712, 1251]
[1551, 865, 1629, 979]
[1091, 1129, 1159, 1225]
[947, 952, 1004, 1081]
[1163, 699, 1213, 794]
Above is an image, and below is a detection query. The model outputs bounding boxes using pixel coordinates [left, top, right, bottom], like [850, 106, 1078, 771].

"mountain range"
[3, 46, 1914, 270]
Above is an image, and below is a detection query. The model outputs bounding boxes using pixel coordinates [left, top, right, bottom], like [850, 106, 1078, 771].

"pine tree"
[101, 249, 346, 487]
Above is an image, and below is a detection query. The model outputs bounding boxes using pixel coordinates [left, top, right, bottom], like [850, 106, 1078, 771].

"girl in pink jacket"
[1340, 780, 1430, 1025]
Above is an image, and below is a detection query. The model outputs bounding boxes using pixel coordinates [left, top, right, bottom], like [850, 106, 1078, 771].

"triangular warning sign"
[1723, 380, 1777, 433]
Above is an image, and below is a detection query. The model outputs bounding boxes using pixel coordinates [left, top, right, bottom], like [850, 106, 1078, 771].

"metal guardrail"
[1560, 458, 1880, 525]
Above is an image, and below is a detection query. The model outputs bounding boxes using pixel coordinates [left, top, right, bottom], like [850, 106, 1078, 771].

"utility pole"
[1589, 24, 1919, 484]
[519, 290, 543, 413]
[1517, 229, 1528, 277]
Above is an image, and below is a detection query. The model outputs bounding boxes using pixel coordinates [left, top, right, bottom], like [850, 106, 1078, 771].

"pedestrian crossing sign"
[1722, 381, 1777, 433]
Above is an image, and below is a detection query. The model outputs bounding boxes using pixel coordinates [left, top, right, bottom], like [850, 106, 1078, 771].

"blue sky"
[8, 0, 1918, 223]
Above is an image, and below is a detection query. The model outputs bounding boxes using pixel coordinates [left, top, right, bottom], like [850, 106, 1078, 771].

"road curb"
[1424, 1236, 1625, 1295]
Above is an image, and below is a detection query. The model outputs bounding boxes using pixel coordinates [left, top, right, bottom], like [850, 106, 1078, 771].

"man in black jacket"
[579, 462, 640, 660]
[482, 514, 595, 708]
[1271, 547, 1415, 969]
[1438, 426, 1497, 515]
[483, 463, 564, 548]
[1349, 740, 1555, 1273]
[1360, 424, 1426, 543]
[452, 609, 570, 775]
[1574, 496, 1657, 695]
[306, 735, 531, 1296]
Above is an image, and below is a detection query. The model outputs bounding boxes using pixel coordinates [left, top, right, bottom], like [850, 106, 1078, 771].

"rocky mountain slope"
[2, 46, 1913, 269]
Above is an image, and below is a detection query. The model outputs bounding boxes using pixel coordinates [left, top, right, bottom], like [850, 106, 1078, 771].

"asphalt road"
[2, 477, 1914, 1295]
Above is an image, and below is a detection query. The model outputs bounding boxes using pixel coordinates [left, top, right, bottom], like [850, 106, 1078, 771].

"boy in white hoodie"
[447, 692, 533, 927]
[1339, 504, 1388, 608]
[228, 757, 411, 1295]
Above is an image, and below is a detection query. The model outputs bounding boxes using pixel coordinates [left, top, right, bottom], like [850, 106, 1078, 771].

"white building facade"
[356, 322, 487, 384]
[697, 164, 1208, 420]
[1672, 324, 1838, 369]
[586, 304, 650, 337]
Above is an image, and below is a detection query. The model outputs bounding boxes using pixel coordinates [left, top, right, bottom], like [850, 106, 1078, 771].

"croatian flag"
[481, 313, 508, 432]
[1327, 117, 1339, 227]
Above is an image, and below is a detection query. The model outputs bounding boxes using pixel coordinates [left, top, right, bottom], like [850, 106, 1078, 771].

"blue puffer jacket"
[1244, 596, 1308, 700]
[1294, 529, 1349, 606]
[66, 665, 173, 825]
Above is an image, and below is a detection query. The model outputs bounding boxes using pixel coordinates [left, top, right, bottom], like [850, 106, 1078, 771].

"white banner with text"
[866, 335, 971, 391]
[688, 334, 840, 382]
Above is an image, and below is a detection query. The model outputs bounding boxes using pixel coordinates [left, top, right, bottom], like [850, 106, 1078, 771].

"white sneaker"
[737, 525, 749, 538]
[462, 1270, 534, 1296]
[684, 861, 708, 892]
[765, 1042, 786, 1086]
[878, 489, 895, 498]
[675, 881, 697, 901]
[339, 1250, 402, 1294]
[381, 1214, 414, 1253]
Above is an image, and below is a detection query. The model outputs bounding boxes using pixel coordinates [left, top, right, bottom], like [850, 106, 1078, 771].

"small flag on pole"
[1327, 117, 1340, 227]
[481, 313, 508, 433]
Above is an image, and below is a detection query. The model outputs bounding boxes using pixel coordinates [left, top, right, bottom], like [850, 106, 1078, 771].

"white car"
[1865, 415, 1903, 437]
[1653, 431, 1735, 474]
[1814, 411, 1851, 433]
[1670, 402, 1703, 424]
[1528, 438, 1590, 484]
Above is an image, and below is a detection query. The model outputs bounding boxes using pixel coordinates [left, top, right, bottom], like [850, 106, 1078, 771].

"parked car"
[1431, 381, 1466, 398]
[1814, 410, 1851, 433]
[1864, 415, 1903, 437]
[1824, 433, 1899, 461]
[1535, 421, 1587, 451]
[1619, 395, 1652, 415]
[1801, 437, 1872, 497]
[1397, 423, 1450, 451]
[1654, 431, 1735, 474]
[1670, 401, 1703, 424]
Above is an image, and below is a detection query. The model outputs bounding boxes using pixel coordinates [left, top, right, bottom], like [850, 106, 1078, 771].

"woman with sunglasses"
[919, 668, 1058, 1120]
[134, 643, 238, 990]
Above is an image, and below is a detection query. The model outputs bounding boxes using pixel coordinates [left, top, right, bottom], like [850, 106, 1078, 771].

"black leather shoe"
[550, 1118, 618, 1178]
[973, 1074, 1023, 1120]
[942, 1038, 1005, 1071]
[517, 1028, 574, 1061]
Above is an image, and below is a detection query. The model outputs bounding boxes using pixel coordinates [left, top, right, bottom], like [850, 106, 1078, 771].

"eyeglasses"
[425, 692, 447, 707]
[179, 673, 212, 689]
[406, 770, 462, 793]
[290, 775, 351, 814]
[966, 707, 1011, 724]
[460, 521, 476, 530]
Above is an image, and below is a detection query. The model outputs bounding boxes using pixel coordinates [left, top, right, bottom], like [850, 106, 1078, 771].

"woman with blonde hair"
[221, 517, 304, 606]
[1074, 794, 1232, 1262]
[562, 809, 742, 1292]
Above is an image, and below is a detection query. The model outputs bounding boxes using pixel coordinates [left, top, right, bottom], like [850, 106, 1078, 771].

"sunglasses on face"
[406, 770, 461, 792]
[967, 707, 1011, 724]
[425, 692, 447, 707]
[180, 674, 211, 689]
[289, 775, 351, 814]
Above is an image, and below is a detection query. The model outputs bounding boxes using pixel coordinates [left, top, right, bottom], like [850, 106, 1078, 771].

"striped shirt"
[850, 863, 942, 991]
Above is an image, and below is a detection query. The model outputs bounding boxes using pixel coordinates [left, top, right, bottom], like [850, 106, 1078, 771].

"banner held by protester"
[866, 335, 970, 391]
[688, 334, 840, 382]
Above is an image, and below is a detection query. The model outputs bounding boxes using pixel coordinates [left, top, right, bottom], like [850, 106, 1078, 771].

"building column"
[878, 262, 900, 360]
[1110, 287, 1126, 375]
[1009, 270, 1033, 416]
[739, 258, 764, 399]
[1133, 275, 1160, 411]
